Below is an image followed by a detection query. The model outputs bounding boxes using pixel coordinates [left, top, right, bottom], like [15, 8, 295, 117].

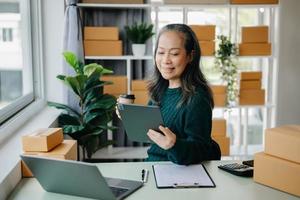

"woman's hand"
[147, 125, 176, 150]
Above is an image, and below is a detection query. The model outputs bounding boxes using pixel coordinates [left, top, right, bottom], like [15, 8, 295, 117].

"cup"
[118, 94, 135, 104]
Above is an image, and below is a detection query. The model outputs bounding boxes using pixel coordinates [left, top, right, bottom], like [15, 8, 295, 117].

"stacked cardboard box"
[254, 125, 300, 197]
[211, 85, 226, 107]
[132, 79, 148, 105]
[239, 26, 271, 56]
[189, 25, 215, 56]
[211, 118, 230, 156]
[239, 71, 265, 105]
[21, 128, 77, 177]
[102, 75, 127, 97]
[84, 26, 122, 56]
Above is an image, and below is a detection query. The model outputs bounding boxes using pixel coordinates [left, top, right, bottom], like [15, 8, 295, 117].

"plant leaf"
[48, 101, 80, 117]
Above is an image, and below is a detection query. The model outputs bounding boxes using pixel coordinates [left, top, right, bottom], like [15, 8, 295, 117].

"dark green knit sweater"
[146, 87, 220, 165]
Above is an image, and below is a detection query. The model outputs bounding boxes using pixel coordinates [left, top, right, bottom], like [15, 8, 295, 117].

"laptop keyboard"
[110, 186, 129, 197]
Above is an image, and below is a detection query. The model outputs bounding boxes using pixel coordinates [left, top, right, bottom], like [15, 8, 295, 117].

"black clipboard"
[152, 163, 216, 188]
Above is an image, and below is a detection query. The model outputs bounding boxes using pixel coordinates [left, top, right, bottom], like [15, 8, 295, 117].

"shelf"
[85, 55, 153, 60]
[214, 103, 275, 109]
[77, 3, 151, 9]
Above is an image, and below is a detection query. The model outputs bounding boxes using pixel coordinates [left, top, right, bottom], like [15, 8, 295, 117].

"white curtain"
[63, 0, 84, 110]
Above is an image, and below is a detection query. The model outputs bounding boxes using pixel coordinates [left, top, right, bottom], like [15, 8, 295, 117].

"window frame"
[0, 0, 44, 141]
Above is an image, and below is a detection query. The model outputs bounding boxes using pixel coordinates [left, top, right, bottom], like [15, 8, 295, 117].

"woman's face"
[155, 31, 191, 88]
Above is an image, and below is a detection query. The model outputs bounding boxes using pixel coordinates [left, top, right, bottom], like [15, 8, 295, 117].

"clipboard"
[152, 163, 216, 188]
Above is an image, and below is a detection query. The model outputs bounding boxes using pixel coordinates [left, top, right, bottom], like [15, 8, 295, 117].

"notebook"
[152, 163, 215, 188]
[21, 155, 143, 200]
[118, 103, 164, 143]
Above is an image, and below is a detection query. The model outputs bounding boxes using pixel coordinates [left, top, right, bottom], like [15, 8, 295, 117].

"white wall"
[42, 0, 65, 104]
[276, 0, 300, 125]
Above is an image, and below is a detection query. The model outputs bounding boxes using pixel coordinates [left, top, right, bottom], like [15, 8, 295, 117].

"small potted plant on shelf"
[48, 51, 117, 160]
[214, 35, 238, 106]
[125, 22, 155, 57]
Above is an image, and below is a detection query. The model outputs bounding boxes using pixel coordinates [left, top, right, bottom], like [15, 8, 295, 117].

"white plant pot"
[132, 44, 146, 57]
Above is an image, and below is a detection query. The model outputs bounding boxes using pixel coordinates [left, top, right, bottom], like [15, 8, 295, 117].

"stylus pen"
[141, 169, 149, 183]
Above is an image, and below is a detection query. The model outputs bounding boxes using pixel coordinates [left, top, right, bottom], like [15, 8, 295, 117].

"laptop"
[117, 103, 164, 143]
[21, 155, 143, 200]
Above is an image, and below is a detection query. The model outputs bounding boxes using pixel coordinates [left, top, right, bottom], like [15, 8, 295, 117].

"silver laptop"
[21, 155, 143, 200]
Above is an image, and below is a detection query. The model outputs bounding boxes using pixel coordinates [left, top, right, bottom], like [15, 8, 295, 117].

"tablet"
[118, 103, 164, 143]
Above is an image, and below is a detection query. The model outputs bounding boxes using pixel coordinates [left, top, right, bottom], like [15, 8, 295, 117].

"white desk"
[8, 161, 299, 200]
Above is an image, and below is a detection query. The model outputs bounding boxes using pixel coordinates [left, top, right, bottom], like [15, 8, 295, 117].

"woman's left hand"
[147, 125, 176, 150]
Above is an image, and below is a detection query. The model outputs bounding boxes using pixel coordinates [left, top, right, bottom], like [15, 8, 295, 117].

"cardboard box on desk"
[189, 25, 215, 41]
[254, 152, 300, 197]
[239, 43, 271, 56]
[240, 80, 262, 90]
[212, 118, 226, 137]
[212, 136, 230, 156]
[22, 140, 78, 177]
[102, 75, 127, 95]
[199, 41, 215, 56]
[265, 125, 300, 164]
[241, 26, 269, 43]
[84, 27, 119, 41]
[22, 128, 63, 152]
[84, 40, 122, 56]
[240, 71, 262, 80]
[230, 0, 278, 4]
[239, 89, 265, 105]
[82, 0, 144, 3]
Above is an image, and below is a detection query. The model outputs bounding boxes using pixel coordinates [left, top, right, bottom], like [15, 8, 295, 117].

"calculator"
[218, 163, 253, 177]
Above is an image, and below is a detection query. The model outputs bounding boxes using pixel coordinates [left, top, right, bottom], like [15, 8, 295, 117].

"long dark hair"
[148, 24, 214, 108]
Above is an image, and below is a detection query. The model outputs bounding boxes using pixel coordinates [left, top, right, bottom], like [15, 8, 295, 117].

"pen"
[141, 169, 149, 183]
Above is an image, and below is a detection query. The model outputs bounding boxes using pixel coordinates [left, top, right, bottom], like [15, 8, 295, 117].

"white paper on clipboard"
[152, 163, 215, 188]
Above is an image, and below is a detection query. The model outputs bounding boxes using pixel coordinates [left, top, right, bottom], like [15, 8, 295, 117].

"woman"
[145, 24, 221, 165]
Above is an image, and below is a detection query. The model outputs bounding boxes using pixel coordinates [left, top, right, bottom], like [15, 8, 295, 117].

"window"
[0, 0, 34, 124]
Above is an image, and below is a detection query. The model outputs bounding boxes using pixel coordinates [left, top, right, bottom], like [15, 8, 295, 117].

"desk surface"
[9, 161, 299, 200]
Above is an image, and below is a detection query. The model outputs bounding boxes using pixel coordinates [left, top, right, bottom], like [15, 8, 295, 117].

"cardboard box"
[22, 140, 77, 177]
[213, 94, 226, 107]
[21, 160, 33, 178]
[254, 152, 300, 197]
[231, 0, 278, 4]
[240, 71, 262, 80]
[102, 75, 127, 95]
[82, 0, 144, 3]
[239, 43, 271, 56]
[132, 80, 147, 91]
[240, 80, 262, 90]
[241, 26, 269, 43]
[212, 118, 227, 137]
[189, 25, 215, 41]
[239, 89, 265, 105]
[212, 136, 230, 156]
[165, 0, 229, 4]
[22, 128, 63, 152]
[211, 85, 226, 94]
[199, 41, 215, 56]
[84, 40, 122, 56]
[265, 125, 300, 164]
[132, 90, 148, 105]
[84, 27, 119, 41]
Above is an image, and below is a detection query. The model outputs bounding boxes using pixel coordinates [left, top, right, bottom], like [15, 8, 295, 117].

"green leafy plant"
[125, 22, 155, 44]
[214, 35, 238, 106]
[48, 52, 117, 159]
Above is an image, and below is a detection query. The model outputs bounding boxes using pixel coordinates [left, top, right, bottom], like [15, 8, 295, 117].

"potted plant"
[48, 51, 117, 160]
[125, 22, 155, 57]
[214, 35, 238, 106]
